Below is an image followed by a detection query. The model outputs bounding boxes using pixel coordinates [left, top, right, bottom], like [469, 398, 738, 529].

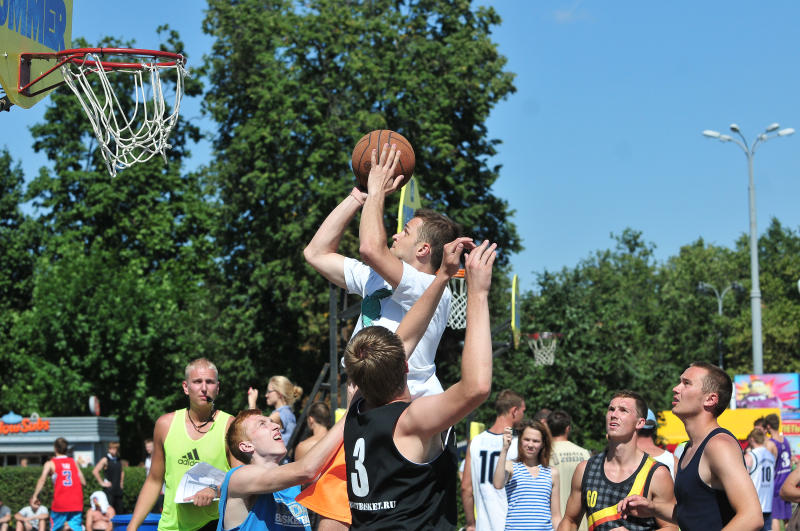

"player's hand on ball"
[367, 143, 404, 195]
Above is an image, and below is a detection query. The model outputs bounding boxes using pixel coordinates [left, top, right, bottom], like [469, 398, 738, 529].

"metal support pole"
[746, 153, 764, 374]
[328, 283, 338, 420]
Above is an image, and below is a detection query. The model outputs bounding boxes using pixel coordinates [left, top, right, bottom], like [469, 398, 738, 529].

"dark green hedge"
[0, 466, 147, 517]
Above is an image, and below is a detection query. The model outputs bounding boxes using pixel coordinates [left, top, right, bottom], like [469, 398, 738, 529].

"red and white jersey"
[51, 456, 83, 512]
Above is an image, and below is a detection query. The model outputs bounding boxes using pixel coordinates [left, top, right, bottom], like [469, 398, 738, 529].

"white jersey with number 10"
[468, 431, 518, 531]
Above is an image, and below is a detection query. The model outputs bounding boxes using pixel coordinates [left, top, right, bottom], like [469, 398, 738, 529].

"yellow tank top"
[160, 408, 232, 531]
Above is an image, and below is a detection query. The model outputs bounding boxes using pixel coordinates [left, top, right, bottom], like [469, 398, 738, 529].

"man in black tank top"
[343, 240, 496, 530]
[92, 442, 125, 513]
[618, 362, 763, 531]
[558, 391, 676, 531]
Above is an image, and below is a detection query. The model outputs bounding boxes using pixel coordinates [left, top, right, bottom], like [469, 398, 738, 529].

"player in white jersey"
[745, 429, 775, 530]
[462, 390, 525, 531]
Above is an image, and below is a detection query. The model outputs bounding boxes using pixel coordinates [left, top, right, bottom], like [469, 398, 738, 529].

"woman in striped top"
[493, 419, 561, 530]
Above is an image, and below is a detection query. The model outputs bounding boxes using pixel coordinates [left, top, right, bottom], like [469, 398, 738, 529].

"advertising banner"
[733, 373, 799, 409]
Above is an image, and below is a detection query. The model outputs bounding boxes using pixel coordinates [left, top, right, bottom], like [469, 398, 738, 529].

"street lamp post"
[702, 123, 795, 374]
[697, 281, 744, 369]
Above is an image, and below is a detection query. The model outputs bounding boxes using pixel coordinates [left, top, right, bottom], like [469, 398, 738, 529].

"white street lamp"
[702, 123, 794, 374]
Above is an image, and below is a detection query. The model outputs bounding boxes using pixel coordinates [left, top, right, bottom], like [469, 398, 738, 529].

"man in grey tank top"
[618, 362, 763, 531]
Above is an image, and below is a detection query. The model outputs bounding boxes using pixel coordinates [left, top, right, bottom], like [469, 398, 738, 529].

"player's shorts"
[295, 441, 351, 524]
[51, 511, 82, 531]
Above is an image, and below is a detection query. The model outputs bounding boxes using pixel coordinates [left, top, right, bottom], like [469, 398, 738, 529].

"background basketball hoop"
[447, 268, 467, 329]
[528, 332, 561, 366]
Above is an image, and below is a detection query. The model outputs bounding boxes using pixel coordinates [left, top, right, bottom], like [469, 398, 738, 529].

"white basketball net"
[60, 53, 186, 177]
[447, 273, 467, 329]
[528, 332, 557, 366]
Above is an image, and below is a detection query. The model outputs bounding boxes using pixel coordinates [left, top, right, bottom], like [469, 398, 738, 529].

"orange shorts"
[295, 441, 351, 524]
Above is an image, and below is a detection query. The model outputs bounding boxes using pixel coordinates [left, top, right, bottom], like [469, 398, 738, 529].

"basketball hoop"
[527, 332, 559, 366]
[447, 268, 467, 329]
[19, 47, 187, 176]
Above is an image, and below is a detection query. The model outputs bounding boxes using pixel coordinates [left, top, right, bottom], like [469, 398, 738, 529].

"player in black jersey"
[559, 391, 676, 531]
[343, 239, 496, 530]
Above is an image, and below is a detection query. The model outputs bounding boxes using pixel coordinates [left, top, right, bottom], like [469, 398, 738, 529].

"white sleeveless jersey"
[748, 446, 775, 512]
[468, 431, 518, 531]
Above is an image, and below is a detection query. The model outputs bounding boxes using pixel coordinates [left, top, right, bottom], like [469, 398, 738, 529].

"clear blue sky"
[5, 2, 800, 292]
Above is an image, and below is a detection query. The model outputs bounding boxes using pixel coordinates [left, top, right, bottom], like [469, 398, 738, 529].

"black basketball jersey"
[674, 428, 738, 530]
[581, 451, 664, 531]
[344, 398, 457, 530]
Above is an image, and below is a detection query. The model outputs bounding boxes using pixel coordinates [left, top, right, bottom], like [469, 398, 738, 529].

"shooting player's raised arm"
[359, 143, 406, 287]
[303, 187, 366, 289]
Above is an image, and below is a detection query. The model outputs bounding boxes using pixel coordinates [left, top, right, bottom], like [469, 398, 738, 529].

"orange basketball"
[351, 130, 415, 189]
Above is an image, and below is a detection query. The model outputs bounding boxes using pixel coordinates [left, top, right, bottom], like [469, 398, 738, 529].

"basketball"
[351, 130, 415, 189]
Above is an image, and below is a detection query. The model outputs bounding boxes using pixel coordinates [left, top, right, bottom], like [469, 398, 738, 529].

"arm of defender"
[395, 238, 472, 357]
[228, 417, 345, 496]
[358, 143, 406, 288]
[397, 241, 496, 438]
[706, 435, 763, 531]
[78, 465, 86, 486]
[779, 465, 800, 503]
[461, 443, 477, 530]
[303, 190, 365, 289]
[557, 460, 587, 531]
[128, 414, 171, 531]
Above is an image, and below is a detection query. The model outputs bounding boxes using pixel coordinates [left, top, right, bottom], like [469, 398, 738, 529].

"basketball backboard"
[0, 0, 73, 109]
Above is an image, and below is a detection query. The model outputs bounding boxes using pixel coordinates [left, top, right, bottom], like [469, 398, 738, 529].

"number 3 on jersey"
[351, 438, 370, 497]
[62, 469, 73, 486]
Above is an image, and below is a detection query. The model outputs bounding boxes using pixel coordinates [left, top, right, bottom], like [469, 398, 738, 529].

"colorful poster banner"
[733, 373, 799, 410]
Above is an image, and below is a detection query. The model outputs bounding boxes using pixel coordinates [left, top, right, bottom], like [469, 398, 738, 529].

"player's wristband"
[350, 187, 365, 206]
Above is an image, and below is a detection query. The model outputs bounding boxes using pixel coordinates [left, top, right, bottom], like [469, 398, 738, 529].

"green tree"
[0, 148, 41, 403]
[727, 219, 800, 375]
[657, 239, 744, 371]
[201, 0, 520, 393]
[0, 149, 38, 318]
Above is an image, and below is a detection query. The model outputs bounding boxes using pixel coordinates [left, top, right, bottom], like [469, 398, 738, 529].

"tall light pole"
[702, 123, 795, 374]
[697, 281, 744, 369]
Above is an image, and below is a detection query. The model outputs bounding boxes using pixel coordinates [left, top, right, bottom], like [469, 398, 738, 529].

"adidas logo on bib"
[178, 448, 200, 466]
